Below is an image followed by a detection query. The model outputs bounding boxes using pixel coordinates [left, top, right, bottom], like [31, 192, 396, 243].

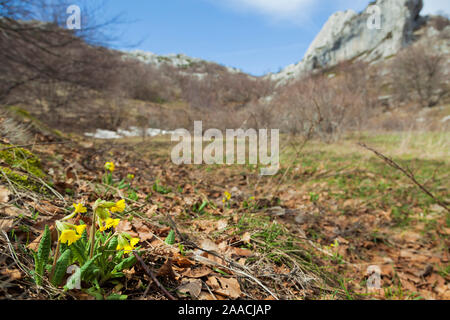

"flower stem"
[89, 209, 96, 259]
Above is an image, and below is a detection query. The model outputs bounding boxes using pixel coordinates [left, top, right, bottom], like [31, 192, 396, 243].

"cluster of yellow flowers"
[104, 161, 115, 172]
[53, 161, 141, 255]
[56, 199, 139, 254]
[117, 233, 140, 254]
[222, 191, 232, 203]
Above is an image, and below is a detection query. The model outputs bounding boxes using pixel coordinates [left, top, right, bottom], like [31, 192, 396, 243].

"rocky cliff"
[269, 0, 424, 83]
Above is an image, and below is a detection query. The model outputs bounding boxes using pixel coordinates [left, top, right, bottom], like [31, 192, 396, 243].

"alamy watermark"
[66, 5, 81, 30]
[367, 5, 382, 30]
[171, 121, 279, 176]
[366, 265, 381, 290]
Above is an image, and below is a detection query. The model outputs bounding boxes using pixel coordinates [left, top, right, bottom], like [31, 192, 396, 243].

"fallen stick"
[133, 251, 177, 300]
[358, 143, 449, 213]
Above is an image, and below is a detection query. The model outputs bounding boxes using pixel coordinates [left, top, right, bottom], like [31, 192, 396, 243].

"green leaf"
[80, 253, 101, 281]
[198, 201, 208, 212]
[165, 230, 175, 245]
[86, 287, 104, 300]
[106, 293, 128, 300]
[113, 255, 136, 273]
[34, 225, 51, 285]
[51, 249, 71, 286]
[213, 267, 230, 276]
[70, 241, 87, 265]
[107, 237, 118, 253]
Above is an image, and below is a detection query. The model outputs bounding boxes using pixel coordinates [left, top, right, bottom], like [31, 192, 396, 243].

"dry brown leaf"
[116, 220, 139, 238]
[146, 204, 158, 216]
[172, 255, 195, 268]
[232, 247, 253, 257]
[132, 220, 154, 241]
[157, 259, 176, 280]
[206, 276, 241, 299]
[198, 291, 216, 300]
[0, 218, 13, 232]
[198, 239, 219, 252]
[399, 250, 415, 259]
[193, 220, 216, 233]
[0, 185, 10, 203]
[381, 264, 394, 277]
[182, 266, 213, 278]
[31, 201, 62, 215]
[3, 206, 29, 218]
[242, 232, 251, 244]
[177, 279, 202, 299]
[1, 268, 22, 280]
[216, 219, 228, 231]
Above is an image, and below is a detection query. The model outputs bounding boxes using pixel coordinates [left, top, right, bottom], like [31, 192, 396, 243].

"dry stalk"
[358, 143, 449, 212]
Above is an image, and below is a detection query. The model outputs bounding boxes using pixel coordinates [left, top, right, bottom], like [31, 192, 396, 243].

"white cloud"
[214, 0, 315, 20]
[422, 0, 450, 16]
[212, 1, 450, 24]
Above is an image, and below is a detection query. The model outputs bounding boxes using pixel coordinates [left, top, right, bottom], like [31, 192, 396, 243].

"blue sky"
[100, 0, 450, 76]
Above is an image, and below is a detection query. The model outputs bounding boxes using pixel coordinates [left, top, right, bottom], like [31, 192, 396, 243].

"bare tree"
[0, 0, 125, 124]
[391, 42, 449, 108]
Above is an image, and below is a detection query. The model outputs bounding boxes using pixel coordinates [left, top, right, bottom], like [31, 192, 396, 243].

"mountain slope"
[269, 0, 424, 83]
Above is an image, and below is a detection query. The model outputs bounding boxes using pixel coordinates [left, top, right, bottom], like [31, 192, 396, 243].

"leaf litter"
[0, 132, 448, 300]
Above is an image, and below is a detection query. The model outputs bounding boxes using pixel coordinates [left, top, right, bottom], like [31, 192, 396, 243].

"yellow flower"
[99, 217, 120, 232]
[73, 203, 87, 214]
[106, 217, 120, 229]
[75, 224, 87, 235]
[130, 238, 139, 247]
[110, 199, 126, 213]
[59, 229, 81, 246]
[104, 161, 115, 172]
[116, 234, 140, 254]
[224, 191, 231, 201]
[127, 174, 135, 180]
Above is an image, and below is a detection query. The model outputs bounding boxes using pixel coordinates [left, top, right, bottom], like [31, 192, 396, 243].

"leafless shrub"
[428, 15, 450, 31]
[391, 42, 449, 108]
[271, 61, 377, 141]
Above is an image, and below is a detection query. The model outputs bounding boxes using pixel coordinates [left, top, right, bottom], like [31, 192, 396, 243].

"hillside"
[0, 0, 449, 302]
[268, 0, 448, 84]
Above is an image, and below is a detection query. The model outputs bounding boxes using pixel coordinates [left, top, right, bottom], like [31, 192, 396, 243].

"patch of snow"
[84, 129, 122, 139]
[85, 127, 175, 139]
[441, 115, 450, 123]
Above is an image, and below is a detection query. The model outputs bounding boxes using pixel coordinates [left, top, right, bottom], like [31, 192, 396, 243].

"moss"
[0, 144, 45, 177]
[0, 144, 48, 193]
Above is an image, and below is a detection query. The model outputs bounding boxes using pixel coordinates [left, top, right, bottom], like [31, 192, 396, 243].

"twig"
[358, 143, 449, 212]
[133, 251, 177, 300]
[0, 141, 68, 152]
[164, 212, 279, 300]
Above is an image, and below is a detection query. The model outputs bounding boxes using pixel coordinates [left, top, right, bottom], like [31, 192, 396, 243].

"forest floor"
[0, 130, 449, 300]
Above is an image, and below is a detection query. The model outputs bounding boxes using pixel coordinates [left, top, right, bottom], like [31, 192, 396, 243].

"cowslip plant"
[103, 161, 115, 185]
[103, 162, 139, 201]
[165, 230, 175, 245]
[222, 191, 232, 209]
[31, 198, 141, 296]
